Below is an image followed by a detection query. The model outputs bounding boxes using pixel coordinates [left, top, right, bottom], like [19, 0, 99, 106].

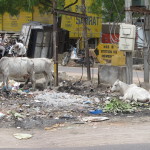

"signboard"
[95, 43, 125, 65]
[2, 12, 32, 32]
[33, 7, 53, 24]
[61, 0, 102, 38]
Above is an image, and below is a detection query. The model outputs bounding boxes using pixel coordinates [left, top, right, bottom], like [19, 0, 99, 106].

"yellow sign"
[0, 7, 52, 32]
[95, 43, 125, 66]
[33, 7, 53, 24]
[61, 0, 102, 38]
[2, 12, 32, 32]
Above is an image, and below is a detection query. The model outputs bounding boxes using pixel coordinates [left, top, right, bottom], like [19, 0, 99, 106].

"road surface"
[1, 117, 150, 148]
[2, 144, 150, 150]
[59, 66, 144, 83]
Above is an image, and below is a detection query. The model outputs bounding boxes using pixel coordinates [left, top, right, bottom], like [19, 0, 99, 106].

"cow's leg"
[30, 72, 36, 90]
[5, 77, 9, 90]
[24, 78, 30, 86]
[2, 74, 6, 87]
[122, 94, 132, 102]
[47, 70, 54, 89]
[22, 74, 30, 89]
[49, 71, 54, 88]
[43, 72, 48, 89]
[2, 67, 10, 90]
[2, 73, 9, 90]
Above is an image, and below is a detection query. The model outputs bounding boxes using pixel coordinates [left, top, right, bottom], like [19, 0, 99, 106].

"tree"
[90, 0, 125, 22]
[0, 0, 65, 15]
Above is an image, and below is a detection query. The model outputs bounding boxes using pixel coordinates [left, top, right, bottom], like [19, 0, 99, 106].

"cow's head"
[111, 79, 121, 92]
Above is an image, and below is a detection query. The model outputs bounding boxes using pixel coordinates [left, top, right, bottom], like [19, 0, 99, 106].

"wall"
[61, 0, 102, 38]
[0, 7, 53, 33]
[2, 12, 32, 32]
[33, 7, 53, 24]
[98, 65, 127, 85]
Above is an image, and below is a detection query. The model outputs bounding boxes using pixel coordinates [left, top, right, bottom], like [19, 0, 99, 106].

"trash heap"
[34, 90, 98, 108]
[0, 79, 149, 129]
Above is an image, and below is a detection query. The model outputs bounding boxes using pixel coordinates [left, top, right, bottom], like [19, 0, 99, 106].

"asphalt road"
[59, 66, 98, 76]
[2, 144, 150, 150]
[59, 66, 144, 82]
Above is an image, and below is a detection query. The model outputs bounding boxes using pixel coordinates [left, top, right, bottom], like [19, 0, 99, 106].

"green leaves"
[103, 98, 136, 114]
[0, 0, 66, 15]
[90, 0, 125, 22]
[90, 0, 102, 16]
[0, 0, 39, 15]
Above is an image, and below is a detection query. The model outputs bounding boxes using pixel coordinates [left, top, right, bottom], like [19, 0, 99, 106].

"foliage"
[0, 0, 38, 15]
[38, 0, 65, 14]
[0, 0, 65, 15]
[90, 0, 125, 22]
[0, 0, 125, 22]
[131, 101, 150, 110]
[103, 98, 136, 114]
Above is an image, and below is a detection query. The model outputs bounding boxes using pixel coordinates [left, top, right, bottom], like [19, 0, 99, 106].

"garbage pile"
[0, 79, 149, 129]
[34, 90, 99, 108]
[0, 80, 30, 94]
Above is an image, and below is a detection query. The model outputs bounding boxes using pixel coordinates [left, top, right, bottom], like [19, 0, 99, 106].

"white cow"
[111, 79, 150, 102]
[9, 42, 27, 56]
[0, 57, 35, 90]
[26, 58, 54, 88]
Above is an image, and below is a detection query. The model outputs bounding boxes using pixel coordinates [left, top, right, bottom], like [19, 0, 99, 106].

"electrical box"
[119, 38, 135, 51]
[119, 23, 136, 52]
[120, 23, 136, 39]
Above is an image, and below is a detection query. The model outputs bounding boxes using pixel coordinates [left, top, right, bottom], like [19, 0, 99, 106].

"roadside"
[58, 65, 145, 84]
[1, 116, 150, 148]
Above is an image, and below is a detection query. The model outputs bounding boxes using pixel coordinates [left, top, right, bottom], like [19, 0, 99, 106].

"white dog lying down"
[111, 80, 150, 102]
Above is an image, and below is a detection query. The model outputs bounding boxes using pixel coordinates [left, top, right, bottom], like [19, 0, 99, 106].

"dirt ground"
[0, 74, 150, 148]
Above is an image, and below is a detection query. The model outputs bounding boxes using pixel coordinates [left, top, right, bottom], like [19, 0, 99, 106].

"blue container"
[23, 89, 30, 93]
[89, 109, 103, 115]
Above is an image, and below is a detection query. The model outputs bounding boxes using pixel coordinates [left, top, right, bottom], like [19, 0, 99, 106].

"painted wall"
[0, 7, 53, 32]
[61, 0, 102, 38]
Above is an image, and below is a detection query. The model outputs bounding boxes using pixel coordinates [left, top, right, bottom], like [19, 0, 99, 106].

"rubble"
[0, 79, 149, 129]
[34, 90, 94, 107]
[0, 112, 5, 119]
[81, 116, 109, 122]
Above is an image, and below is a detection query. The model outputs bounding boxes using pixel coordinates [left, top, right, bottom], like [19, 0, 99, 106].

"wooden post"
[81, 0, 91, 80]
[125, 0, 133, 84]
[53, 0, 58, 86]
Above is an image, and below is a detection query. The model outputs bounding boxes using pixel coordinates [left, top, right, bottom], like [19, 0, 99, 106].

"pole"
[143, 0, 150, 83]
[81, 0, 91, 80]
[143, 26, 149, 83]
[125, 0, 133, 84]
[53, 0, 58, 86]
